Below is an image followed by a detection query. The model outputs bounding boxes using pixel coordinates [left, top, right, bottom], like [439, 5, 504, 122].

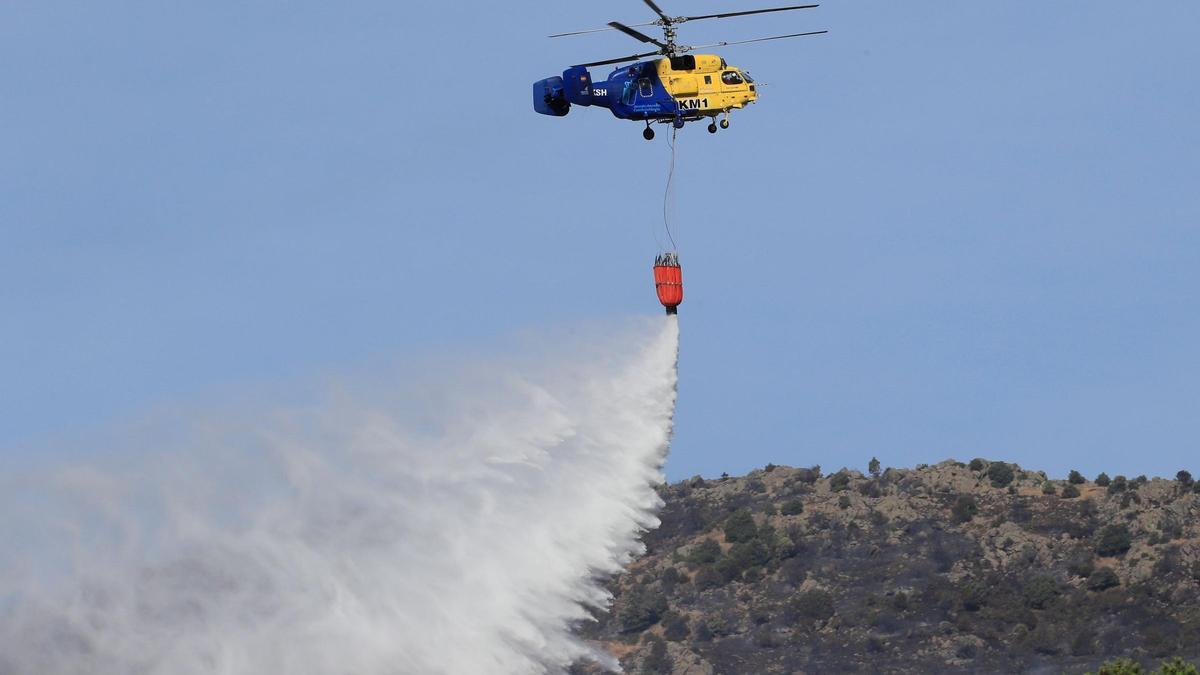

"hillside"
[576, 460, 1200, 674]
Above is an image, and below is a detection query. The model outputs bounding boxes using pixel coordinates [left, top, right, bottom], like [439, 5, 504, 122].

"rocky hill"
[576, 460, 1200, 674]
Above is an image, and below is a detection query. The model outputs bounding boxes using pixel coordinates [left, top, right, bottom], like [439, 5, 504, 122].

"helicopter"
[534, 0, 826, 139]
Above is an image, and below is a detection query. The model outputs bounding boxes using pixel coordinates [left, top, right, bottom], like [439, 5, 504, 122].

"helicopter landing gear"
[707, 122, 718, 134]
[643, 124, 655, 141]
[720, 116, 730, 130]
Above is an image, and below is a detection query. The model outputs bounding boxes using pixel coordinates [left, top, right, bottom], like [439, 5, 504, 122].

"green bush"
[1096, 472, 1111, 487]
[1069, 470, 1087, 484]
[1067, 552, 1096, 578]
[619, 585, 668, 633]
[952, 494, 979, 523]
[868, 457, 881, 477]
[988, 462, 1015, 488]
[1042, 481, 1058, 495]
[723, 508, 757, 543]
[837, 495, 851, 510]
[1023, 573, 1060, 609]
[1109, 475, 1128, 494]
[830, 471, 851, 492]
[687, 538, 722, 564]
[715, 539, 770, 582]
[780, 499, 804, 516]
[641, 635, 671, 673]
[1087, 567, 1120, 591]
[1090, 658, 1142, 675]
[1061, 483, 1081, 499]
[969, 458, 986, 472]
[1157, 658, 1200, 675]
[1096, 524, 1132, 557]
[662, 614, 690, 641]
[692, 566, 722, 591]
[1177, 470, 1194, 488]
[791, 589, 835, 624]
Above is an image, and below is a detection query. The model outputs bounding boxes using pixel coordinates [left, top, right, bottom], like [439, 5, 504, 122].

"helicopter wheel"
[643, 126, 655, 141]
[720, 118, 730, 130]
[707, 122, 718, 134]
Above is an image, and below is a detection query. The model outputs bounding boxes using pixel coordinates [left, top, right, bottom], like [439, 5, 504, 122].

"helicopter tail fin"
[561, 66, 594, 106]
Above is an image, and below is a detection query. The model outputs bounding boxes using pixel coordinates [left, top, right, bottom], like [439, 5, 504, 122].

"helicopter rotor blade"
[684, 30, 827, 51]
[643, 0, 672, 22]
[608, 21, 668, 49]
[681, 4, 819, 23]
[548, 21, 658, 38]
[574, 50, 661, 68]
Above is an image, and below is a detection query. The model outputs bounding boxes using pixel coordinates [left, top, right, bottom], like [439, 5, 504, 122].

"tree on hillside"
[1096, 472, 1111, 487]
[1069, 470, 1086, 484]
[952, 495, 978, 523]
[1177, 470, 1194, 488]
[1061, 483, 1081, 499]
[987, 462, 1015, 488]
[723, 509, 757, 543]
[1096, 524, 1132, 557]
[868, 457, 881, 478]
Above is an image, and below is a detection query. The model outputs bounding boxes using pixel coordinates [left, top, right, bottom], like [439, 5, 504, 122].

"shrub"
[692, 566, 723, 591]
[687, 538, 722, 564]
[1043, 481, 1058, 495]
[952, 494, 979, 523]
[969, 458, 986, 472]
[1061, 483, 1081, 499]
[641, 635, 671, 674]
[795, 465, 821, 483]
[1069, 470, 1086, 484]
[1095, 472, 1111, 487]
[691, 619, 713, 643]
[723, 509, 758, 543]
[715, 540, 770, 582]
[791, 589, 835, 624]
[1157, 658, 1200, 675]
[764, 463, 778, 473]
[662, 614, 690, 641]
[1023, 573, 1060, 609]
[1067, 552, 1096, 578]
[988, 462, 1015, 488]
[837, 495, 851, 510]
[619, 585, 668, 633]
[1087, 567, 1120, 591]
[830, 472, 851, 492]
[1109, 475, 1128, 494]
[780, 499, 804, 516]
[1090, 657, 1142, 675]
[1095, 524, 1132, 557]
[868, 457, 881, 477]
[1177, 470, 1194, 488]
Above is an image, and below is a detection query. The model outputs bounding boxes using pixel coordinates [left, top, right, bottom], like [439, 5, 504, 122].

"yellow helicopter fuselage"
[655, 54, 757, 118]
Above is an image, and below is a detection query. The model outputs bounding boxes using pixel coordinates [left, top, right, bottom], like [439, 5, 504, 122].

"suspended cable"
[662, 126, 679, 251]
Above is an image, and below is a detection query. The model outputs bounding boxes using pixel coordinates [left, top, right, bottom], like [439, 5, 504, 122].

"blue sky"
[3, 1, 1198, 481]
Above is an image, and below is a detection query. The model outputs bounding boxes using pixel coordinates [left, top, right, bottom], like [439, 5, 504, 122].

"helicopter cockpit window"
[721, 71, 744, 85]
[638, 78, 653, 97]
[742, 72, 755, 83]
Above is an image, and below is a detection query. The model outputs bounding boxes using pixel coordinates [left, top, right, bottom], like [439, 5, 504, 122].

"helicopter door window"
[638, 78, 653, 97]
[704, 75, 712, 85]
[721, 71, 744, 85]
